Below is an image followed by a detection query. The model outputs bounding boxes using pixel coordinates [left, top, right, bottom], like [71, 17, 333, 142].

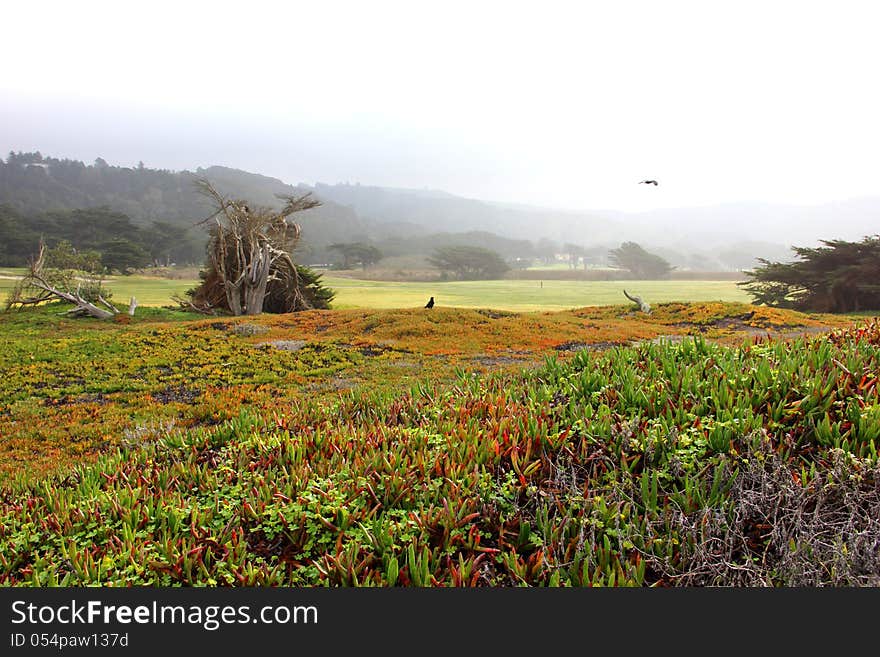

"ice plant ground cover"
[0, 302, 877, 586]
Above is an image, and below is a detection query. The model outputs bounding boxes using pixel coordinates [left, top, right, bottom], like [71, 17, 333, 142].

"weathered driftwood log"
[623, 289, 651, 313]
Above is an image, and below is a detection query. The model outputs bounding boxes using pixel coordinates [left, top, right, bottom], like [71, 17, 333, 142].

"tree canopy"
[328, 242, 383, 270]
[0, 203, 203, 270]
[738, 235, 880, 312]
[428, 245, 510, 280]
[609, 242, 674, 279]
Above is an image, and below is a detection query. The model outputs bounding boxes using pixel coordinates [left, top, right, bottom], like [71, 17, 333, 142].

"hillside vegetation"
[1, 301, 877, 586]
[1, 151, 807, 273]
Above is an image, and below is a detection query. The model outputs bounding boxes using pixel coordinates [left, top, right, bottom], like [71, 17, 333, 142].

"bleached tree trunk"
[225, 278, 244, 316]
[192, 179, 319, 316]
[243, 242, 273, 315]
[624, 289, 651, 313]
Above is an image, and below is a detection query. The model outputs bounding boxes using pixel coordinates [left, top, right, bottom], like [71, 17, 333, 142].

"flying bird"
[639, 179, 659, 186]
[425, 296, 435, 309]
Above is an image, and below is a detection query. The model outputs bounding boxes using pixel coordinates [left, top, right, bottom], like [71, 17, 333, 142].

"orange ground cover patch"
[0, 302, 855, 484]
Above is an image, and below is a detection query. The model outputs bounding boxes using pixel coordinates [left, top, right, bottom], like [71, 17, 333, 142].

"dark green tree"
[99, 238, 151, 273]
[328, 242, 383, 270]
[0, 204, 187, 268]
[0, 204, 39, 266]
[428, 245, 510, 280]
[43, 240, 103, 273]
[145, 220, 199, 266]
[264, 264, 335, 311]
[608, 242, 674, 278]
[738, 235, 880, 312]
[31, 207, 143, 251]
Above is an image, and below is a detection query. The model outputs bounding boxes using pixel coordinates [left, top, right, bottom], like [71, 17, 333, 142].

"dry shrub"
[658, 447, 880, 586]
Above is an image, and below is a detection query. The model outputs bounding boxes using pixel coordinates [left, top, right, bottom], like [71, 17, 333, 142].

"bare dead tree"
[186, 180, 323, 316]
[5, 242, 137, 319]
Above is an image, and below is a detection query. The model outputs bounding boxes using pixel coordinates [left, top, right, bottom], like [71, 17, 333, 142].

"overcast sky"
[2, 0, 879, 212]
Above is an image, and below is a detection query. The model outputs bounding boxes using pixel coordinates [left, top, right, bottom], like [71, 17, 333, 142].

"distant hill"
[305, 181, 880, 269]
[308, 181, 622, 245]
[192, 166, 368, 258]
[5, 150, 876, 272]
[0, 154, 368, 261]
[0, 153, 209, 222]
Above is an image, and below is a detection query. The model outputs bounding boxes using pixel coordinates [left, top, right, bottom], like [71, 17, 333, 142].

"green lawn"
[0, 270, 752, 312]
[324, 277, 752, 311]
[0, 271, 197, 308]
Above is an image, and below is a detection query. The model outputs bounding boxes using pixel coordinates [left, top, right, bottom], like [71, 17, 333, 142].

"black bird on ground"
[639, 179, 659, 186]
[425, 296, 435, 309]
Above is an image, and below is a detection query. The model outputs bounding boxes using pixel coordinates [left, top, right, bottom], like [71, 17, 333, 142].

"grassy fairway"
[97, 276, 197, 306]
[324, 276, 752, 311]
[2, 269, 750, 311]
[0, 270, 197, 308]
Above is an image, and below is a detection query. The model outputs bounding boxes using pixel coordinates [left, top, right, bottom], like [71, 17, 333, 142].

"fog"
[3, 0, 879, 226]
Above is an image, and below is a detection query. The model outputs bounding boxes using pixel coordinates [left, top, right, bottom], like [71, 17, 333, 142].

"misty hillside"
[0, 154, 370, 258]
[309, 181, 623, 246]
[4, 151, 877, 272]
[193, 166, 368, 255]
[297, 182, 880, 267]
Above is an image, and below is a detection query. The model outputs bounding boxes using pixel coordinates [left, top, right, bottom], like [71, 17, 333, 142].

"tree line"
[0, 151, 369, 266]
[0, 204, 204, 271]
[1, 151, 749, 276]
[0, 151, 212, 222]
[5, 153, 876, 315]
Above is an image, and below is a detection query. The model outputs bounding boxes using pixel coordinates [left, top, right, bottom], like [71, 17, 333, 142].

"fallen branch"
[39, 281, 115, 319]
[5, 242, 137, 320]
[171, 294, 216, 315]
[98, 295, 119, 313]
